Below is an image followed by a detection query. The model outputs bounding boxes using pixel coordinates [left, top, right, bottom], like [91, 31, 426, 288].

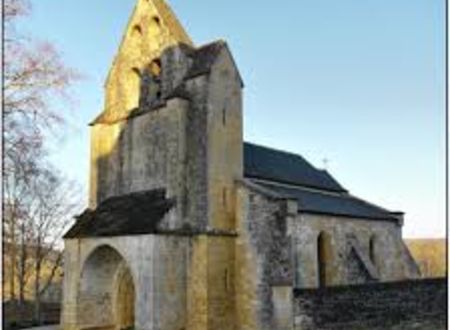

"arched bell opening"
[77, 245, 136, 330]
[125, 67, 142, 110]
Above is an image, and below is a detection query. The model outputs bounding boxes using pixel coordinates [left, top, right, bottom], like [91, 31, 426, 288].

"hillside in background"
[405, 238, 446, 278]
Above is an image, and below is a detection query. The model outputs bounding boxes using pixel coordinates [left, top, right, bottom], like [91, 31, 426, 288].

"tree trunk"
[34, 237, 42, 325]
[8, 219, 18, 324]
[9, 219, 16, 302]
[18, 222, 27, 323]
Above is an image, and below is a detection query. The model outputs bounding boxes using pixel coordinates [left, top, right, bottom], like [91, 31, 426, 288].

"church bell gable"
[103, 0, 193, 122]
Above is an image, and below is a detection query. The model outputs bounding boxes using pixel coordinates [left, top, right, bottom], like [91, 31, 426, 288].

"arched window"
[224, 268, 229, 292]
[132, 67, 141, 77]
[129, 24, 143, 59]
[222, 107, 227, 126]
[145, 59, 162, 102]
[149, 16, 161, 36]
[132, 24, 142, 37]
[369, 235, 377, 267]
[317, 231, 331, 288]
[222, 187, 227, 210]
[149, 58, 161, 78]
[152, 16, 161, 26]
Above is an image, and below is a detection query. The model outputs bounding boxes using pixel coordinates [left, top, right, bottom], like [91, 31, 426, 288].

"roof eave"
[299, 210, 401, 223]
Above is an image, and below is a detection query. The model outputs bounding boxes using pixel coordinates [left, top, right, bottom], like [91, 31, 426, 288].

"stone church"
[62, 0, 420, 329]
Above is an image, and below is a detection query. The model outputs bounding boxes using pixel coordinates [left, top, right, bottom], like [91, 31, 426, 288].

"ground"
[22, 326, 59, 330]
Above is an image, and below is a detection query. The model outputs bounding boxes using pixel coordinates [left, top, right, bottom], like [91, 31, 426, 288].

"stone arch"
[317, 231, 332, 288]
[148, 58, 162, 78]
[129, 24, 143, 58]
[147, 15, 162, 52]
[77, 245, 136, 330]
[140, 59, 163, 104]
[149, 16, 161, 34]
[132, 24, 143, 37]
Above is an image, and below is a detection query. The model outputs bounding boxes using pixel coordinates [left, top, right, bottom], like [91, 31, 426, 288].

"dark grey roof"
[254, 181, 399, 221]
[244, 142, 347, 193]
[64, 189, 174, 238]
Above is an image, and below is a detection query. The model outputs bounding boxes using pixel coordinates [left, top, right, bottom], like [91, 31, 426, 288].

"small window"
[222, 107, 227, 126]
[132, 67, 141, 77]
[149, 16, 161, 36]
[132, 25, 142, 36]
[369, 235, 376, 266]
[222, 188, 227, 209]
[317, 231, 331, 288]
[130, 25, 143, 56]
[127, 68, 141, 109]
[224, 268, 229, 291]
[152, 16, 161, 26]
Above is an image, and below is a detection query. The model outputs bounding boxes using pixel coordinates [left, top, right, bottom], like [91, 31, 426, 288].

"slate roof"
[64, 189, 174, 238]
[254, 181, 399, 221]
[244, 142, 347, 193]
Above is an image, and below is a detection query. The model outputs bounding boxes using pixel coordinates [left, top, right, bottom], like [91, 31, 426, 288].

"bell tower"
[88, 0, 244, 235]
[88, 0, 195, 208]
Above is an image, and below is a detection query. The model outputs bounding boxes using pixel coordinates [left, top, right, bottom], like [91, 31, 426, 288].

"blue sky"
[19, 0, 445, 238]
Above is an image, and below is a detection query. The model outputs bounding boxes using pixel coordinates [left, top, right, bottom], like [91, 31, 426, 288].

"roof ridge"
[244, 141, 311, 164]
[346, 193, 397, 214]
[253, 181, 399, 222]
[244, 142, 347, 192]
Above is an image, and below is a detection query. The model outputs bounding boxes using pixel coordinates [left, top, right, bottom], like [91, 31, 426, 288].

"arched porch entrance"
[77, 245, 135, 330]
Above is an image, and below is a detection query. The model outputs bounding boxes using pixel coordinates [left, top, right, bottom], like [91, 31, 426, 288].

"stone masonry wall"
[90, 97, 189, 212]
[207, 236, 236, 330]
[291, 213, 419, 288]
[62, 233, 192, 330]
[293, 278, 447, 330]
[183, 75, 209, 228]
[235, 183, 294, 330]
[206, 47, 243, 231]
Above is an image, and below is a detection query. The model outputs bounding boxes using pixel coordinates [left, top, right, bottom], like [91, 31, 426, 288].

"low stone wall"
[293, 278, 447, 330]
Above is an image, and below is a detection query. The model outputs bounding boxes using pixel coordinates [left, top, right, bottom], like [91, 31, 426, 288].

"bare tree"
[3, 0, 83, 325]
[4, 153, 82, 323]
[3, 140, 42, 321]
[4, 0, 80, 173]
[24, 165, 81, 323]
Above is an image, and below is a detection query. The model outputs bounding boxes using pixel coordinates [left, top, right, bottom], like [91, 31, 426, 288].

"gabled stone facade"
[62, 1, 420, 329]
